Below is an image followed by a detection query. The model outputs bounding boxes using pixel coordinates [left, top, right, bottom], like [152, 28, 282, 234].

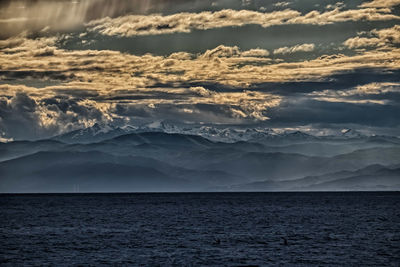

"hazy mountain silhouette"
[212, 164, 400, 191]
[1, 128, 399, 192]
[0, 150, 243, 192]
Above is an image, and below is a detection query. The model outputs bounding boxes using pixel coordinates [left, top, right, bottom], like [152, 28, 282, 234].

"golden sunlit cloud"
[87, 7, 399, 37]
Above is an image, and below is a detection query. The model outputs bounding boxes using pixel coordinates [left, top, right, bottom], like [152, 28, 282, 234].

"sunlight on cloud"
[359, 0, 400, 8]
[343, 25, 400, 49]
[86, 9, 300, 37]
[86, 7, 400, 37]
[273, 43, 315, 55]
[310, 82, 400, 105]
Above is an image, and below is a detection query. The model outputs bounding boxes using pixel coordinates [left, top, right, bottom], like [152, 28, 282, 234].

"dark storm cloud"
[0, 91, 112, 140]
[0, 92, 41, 139]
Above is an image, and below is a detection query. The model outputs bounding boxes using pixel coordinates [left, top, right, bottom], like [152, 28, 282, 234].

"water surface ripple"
[0, 192, 399, 266]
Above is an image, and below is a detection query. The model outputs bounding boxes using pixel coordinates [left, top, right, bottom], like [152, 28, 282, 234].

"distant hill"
[0, 150, 242, 192]
[212, 164, 400, 191]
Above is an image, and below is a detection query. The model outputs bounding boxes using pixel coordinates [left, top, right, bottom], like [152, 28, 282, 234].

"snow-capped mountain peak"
[53, 120, 394, 145]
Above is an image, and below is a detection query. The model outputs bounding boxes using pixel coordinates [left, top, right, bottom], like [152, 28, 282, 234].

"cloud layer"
[87, 7, 400, 37]
[343, 25, 400, 49]
[1, 0, 400, 140]
[273, 43, 315, 55]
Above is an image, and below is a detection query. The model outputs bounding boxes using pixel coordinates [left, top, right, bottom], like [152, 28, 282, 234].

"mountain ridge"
[1, 126, 399, 193]
[50, 122, 400, 145]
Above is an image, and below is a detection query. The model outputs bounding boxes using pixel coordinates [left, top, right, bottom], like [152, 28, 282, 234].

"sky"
[0, 0, 399, 141]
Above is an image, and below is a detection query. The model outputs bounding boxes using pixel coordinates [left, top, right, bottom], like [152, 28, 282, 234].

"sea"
[1, 192, 399, 266]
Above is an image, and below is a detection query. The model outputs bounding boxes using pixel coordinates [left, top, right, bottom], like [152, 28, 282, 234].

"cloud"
[1, 36, 400, 89]
[201, 45, 241, 58]
[0, 35, 57, 54]
[1, 2, 400, 140]
[274, 2, 291, 8]
[0, 85, 117, 140]
[0, 91, 45, 139]
[0, 83, 279, 140]
[241, 48, 270, 57]
[86, 9, 300, 37]
[343, 37, 382, 49]
[188, 86, 281, 120]
[200, 45, 269, 58]
[359, 0, 400, 8]
[309, 82, 400, 105]
[0, 136, 13, 143]
[343, 25, 400, 49]
[273, 43, 315, 55]
[86, 7, 399, 37]
[1, 33, 400, 139]
[190, 86, 215, 97]
[0, 0, 194, 38]
[326, 2, 345, 10]
[3, 0, 396, 39]
[241, 0, 252, 6]
[285, 7, 399, 25]
[354, 82, 400, 94]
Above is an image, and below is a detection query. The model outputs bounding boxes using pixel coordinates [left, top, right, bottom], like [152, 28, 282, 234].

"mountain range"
[53, 121, 400, 145]
[0, 123, 399, 192]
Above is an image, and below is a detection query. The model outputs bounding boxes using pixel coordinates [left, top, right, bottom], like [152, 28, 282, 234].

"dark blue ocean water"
[0, 192, 399, 266]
